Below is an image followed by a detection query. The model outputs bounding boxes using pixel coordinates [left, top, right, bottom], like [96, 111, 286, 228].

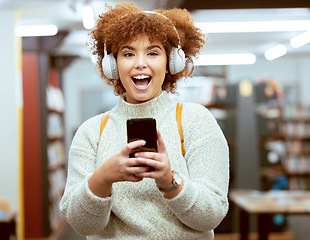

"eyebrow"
[120, 45, 163, 51]
[147, 45, 163, 50]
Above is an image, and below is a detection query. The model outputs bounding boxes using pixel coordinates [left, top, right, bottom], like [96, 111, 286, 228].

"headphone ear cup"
[102, 53, 119, 80]
[169, 46, 186, 75]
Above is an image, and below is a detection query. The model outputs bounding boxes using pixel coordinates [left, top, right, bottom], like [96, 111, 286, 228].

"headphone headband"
[142, 11, 182, 47]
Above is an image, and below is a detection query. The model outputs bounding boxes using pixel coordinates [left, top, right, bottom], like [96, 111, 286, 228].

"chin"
[135, 97, 151, 103]
[133, 92, 152, 102]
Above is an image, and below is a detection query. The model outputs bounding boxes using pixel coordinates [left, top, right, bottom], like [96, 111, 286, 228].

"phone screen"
[127, 118, 157, 158]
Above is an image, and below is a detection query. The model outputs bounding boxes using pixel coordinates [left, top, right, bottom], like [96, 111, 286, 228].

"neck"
[118, 91, 169, 119]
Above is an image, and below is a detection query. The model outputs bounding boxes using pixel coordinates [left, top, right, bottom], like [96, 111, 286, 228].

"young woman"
[60, 2, 229, 239]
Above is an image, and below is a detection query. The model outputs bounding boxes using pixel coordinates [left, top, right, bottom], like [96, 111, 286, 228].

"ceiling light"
[81, 5, 95, 29]
[194, 53, 256, 66]
[15, 25, 58, 37]
[195, 20, 310, 33]
[264, 44, 287, 60]
[290, 31, 310, 48]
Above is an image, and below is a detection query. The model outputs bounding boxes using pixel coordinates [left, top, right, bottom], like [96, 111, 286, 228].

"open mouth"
[132, 75, 152, 90]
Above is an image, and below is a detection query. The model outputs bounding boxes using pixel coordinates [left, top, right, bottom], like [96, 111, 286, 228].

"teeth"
[133, 75, 150, 80]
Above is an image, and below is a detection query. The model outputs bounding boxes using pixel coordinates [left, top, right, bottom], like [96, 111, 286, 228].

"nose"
[135, 54, 147, 69]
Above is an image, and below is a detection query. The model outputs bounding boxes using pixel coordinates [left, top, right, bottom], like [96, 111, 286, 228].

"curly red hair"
[88, 2, 206, 95]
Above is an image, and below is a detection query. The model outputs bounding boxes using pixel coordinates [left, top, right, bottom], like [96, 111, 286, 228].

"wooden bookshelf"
[22, 32, 69, 239]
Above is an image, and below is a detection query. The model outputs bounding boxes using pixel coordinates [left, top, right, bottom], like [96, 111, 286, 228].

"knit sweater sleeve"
[165, 103, 230, 232]
[59, 115, 113, 236]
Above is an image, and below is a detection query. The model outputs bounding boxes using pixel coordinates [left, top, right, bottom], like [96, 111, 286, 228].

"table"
[229, 190, 310, 240]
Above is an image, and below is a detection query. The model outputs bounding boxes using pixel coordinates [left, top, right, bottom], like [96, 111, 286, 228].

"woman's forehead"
[119, 34, 164, 48]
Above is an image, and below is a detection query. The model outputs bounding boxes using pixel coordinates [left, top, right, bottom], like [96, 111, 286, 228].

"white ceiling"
[192, 8, 310, 56]
[2, 0, 310, 60]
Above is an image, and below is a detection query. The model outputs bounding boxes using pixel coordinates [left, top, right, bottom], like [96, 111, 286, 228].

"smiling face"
[116, 34, 168, 104]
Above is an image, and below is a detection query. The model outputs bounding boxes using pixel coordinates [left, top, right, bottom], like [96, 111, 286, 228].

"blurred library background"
[1, 0, 310, 240]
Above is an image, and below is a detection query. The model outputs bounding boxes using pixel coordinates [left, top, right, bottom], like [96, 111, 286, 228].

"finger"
[135, 151, 158, 160]
[128, 165, 152, 174]
[135, 164, 161, 178]
[130, 157, 156, 172]
[121, 140, 146, 156]
[135, 157, 160, 170]
[127, 165, 154, 181]
[135, 171, 156, 178]
[127, 174, 144, 182]
[157, 130, 166, 153]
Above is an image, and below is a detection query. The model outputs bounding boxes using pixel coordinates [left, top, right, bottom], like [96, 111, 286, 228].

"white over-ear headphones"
[102, 45, 119, 80]
[101, 11, 186, 80]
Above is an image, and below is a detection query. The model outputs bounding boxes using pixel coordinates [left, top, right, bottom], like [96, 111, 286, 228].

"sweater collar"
[116, 91, 171, 119]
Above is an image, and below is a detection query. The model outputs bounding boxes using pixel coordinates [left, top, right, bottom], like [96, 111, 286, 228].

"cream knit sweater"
[60, 91, 229, 240]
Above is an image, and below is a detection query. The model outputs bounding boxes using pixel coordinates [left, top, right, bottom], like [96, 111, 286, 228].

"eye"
[148, 52, 159, 56]
[124, 52, 134, 57]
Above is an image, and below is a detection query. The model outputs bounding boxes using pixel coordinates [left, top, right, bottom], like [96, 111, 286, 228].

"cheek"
[156, 57, 168, 73]
[161, 62, 168, 76]
[156, 70, 166, 87]
[117, 61, 131, 81]
[116, 60, 124, 73]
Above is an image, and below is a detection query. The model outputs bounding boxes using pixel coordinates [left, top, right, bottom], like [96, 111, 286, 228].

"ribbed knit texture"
[60, 91, 229, 239]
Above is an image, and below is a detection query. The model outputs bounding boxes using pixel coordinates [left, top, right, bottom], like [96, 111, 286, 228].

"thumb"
[121, 140, 146, 156]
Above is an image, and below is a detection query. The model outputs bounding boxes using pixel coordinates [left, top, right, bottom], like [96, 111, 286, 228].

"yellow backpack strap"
[100, 112, 110, 138]
[176, 103, 185, 157]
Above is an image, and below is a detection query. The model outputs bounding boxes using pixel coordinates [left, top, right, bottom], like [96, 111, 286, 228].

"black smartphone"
[127, 118, 157, 158]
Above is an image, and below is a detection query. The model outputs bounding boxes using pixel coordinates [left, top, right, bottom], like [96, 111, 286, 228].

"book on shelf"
[47, 113, 64, 139]
[46, 86, 65, 113]
[47, 141, 66, 168]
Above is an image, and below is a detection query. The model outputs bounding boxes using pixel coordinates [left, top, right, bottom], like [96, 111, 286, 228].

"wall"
[0, 10, 21, 210]
[63, 58, 118, 153]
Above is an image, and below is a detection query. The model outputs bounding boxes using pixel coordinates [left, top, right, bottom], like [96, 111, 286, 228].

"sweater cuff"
[165, 174, 198, 213]
[79, 174, 113, 217]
